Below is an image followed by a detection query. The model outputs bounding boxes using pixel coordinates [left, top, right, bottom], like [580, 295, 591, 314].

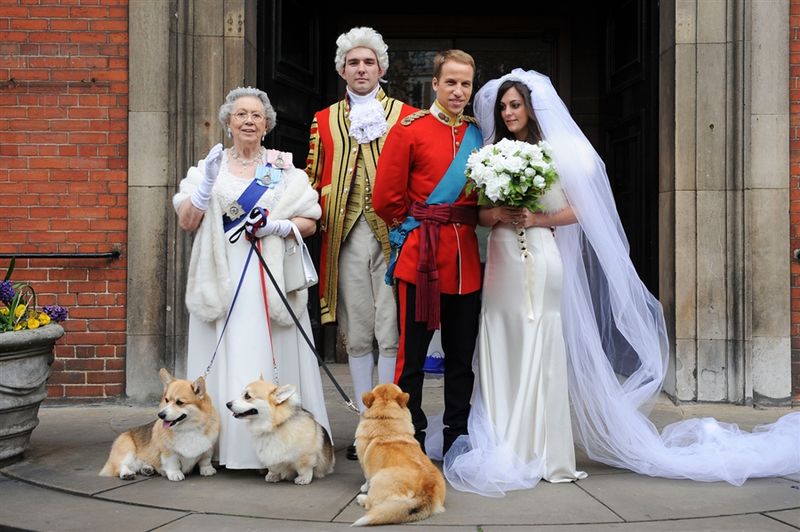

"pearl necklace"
[230, 146, 264, 167]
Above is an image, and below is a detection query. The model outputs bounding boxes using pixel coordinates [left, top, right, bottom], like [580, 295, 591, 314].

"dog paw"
[356, 493, 369, 507]
[359, 480, 369, 493]
[294, 473, 313, 485]
[140, 465, 156, 476]
[199, 465, 216, 477]
[119, 472, 135, 481]
[264, 471, 282, 483]
[166, 470, 185, 482]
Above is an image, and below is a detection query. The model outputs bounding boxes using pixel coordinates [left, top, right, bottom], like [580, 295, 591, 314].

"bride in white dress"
[174, 87, 331, 469]
[445, 69, 800, 497]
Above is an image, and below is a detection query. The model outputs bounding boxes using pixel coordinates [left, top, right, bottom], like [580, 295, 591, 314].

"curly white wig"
[218, 86, 277, 134]
[334, 27, 389, 73]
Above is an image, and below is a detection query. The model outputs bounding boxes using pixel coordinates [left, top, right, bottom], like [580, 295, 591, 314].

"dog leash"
[205, 220, 360, 415]
[245, 233, 360, 415]
[202, 243, 256, 380]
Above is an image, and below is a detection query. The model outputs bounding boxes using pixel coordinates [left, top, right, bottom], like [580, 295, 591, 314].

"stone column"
[126, 0, 171, 401]
[127, 0, 254, 400]
[747, 0, 791, 404]
[660, 0, 791, 405]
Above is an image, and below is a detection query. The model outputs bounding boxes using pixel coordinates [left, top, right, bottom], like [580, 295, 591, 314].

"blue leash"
[202, 244, 255, 379]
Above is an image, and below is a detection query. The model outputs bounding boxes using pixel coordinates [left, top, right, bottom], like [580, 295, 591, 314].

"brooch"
[225, 201, 245, 221]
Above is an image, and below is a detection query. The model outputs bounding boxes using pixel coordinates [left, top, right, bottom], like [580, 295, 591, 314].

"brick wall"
[792, 0, 800, 401]
[0, 0, 128, 398]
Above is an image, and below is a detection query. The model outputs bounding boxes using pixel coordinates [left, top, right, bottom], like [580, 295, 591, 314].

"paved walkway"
[1, 364, 799, 531]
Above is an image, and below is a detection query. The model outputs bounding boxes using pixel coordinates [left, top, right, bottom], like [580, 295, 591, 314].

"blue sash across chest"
[221, 164, 282, 233]
[384, 123, 483, 283]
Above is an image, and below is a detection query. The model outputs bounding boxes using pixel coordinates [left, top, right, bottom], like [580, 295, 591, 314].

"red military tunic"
[373, 104, 481, 296]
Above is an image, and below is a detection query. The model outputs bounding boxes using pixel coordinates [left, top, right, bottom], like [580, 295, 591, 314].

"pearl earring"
[226, 127, 232, 139]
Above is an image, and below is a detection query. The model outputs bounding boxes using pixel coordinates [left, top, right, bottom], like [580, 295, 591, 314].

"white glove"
[260, 219, 294, 238]
[244, 208, 294, 239]
[190, 143, 224, 211]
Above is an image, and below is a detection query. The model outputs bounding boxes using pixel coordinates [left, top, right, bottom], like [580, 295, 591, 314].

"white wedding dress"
[444, 222, 586, 496]
[183, 154, 331, 469]
[479, 223, 587, 482]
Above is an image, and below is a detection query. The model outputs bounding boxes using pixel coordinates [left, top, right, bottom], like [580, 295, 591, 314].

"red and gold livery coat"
[373, 107, 482, 295]
[305, 89, 416, 324]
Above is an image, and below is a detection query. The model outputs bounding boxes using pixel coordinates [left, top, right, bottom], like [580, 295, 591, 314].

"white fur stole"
[174, 162, 320, 326]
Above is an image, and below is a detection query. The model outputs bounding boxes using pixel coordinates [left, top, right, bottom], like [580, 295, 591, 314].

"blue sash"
[222, 165, 279, 233]
[384, 123, 482, 284]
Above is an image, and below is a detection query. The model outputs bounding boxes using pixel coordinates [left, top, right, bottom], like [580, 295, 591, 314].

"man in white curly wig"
[306, 27, 415, 460]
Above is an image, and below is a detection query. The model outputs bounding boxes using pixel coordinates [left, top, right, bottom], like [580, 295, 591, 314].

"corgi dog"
[99, 368, 220, 481]
[353, 383, 446, 526]
[226, 377, 334, 485]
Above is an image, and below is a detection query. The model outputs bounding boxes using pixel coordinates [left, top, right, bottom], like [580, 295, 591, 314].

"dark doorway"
[257, 1, 660, 357]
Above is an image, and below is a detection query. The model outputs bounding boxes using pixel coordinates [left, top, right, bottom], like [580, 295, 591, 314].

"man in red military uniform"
[373, 50, 482, 456]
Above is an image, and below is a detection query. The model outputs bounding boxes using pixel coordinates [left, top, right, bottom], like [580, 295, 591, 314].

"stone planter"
[0, 324, 64, 461]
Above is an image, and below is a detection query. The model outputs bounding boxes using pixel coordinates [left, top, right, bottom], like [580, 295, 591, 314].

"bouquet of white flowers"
[465, 138, 559, 212]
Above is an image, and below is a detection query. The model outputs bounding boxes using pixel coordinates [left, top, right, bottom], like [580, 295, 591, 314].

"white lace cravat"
[347, 86, 387, 144]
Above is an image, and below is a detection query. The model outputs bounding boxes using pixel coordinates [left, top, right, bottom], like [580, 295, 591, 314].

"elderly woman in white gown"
[444, 69, 800, 497]
[173, 87, 331, 469]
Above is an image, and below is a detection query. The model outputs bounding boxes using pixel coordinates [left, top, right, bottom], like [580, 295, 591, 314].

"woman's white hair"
[218, 86, 277, 134]
[334, 26, 389, 73]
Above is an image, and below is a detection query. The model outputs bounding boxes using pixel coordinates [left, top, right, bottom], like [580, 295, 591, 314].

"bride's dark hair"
[492, 80, 542, 144]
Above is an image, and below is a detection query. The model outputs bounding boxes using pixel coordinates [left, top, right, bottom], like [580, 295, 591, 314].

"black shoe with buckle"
[346, 444, 358, 461]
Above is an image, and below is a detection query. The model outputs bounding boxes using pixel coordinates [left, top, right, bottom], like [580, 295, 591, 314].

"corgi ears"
[192, 376, 206, 398]
[362, 391, 375, 409]
[273, 384, 296, 404]
[396, 391, 410, 408]
[159, 368, 174, 389]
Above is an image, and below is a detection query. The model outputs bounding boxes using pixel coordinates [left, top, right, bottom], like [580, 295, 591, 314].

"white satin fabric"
[444, 68, 800, 495]
[445, 225, 586, 496]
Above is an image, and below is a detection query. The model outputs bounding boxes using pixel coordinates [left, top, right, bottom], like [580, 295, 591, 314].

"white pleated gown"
[479, 224, 586, 482]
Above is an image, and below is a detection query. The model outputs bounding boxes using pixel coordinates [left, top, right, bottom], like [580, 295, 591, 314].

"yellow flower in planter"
[1, 258, 68, 333]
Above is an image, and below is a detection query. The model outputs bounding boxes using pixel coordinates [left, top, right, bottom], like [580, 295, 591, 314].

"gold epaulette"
[463, 115, 478, 124]
[401, 109, 430, 126]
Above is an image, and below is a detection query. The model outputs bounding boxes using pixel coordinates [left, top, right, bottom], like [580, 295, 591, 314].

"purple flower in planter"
[43, 305, 68, 323]
[0, 281, 13, 305]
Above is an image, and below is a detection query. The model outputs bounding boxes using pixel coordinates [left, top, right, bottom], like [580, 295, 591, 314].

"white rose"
[533, 175, 546, 189]
[502, 155, 525, 174]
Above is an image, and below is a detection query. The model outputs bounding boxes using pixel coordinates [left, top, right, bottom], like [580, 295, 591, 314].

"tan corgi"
[226, 377, 334, 485]
[99, 368, 220, 481]
[353, 383, 446, 527]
